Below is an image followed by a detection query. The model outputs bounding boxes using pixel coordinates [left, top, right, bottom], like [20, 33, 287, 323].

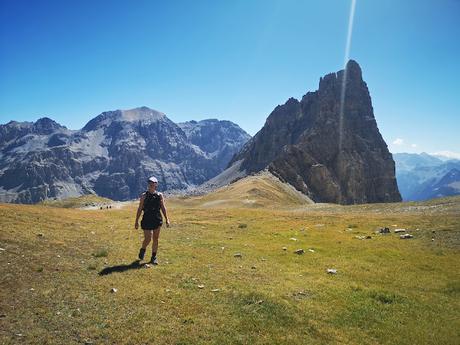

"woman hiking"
[134, 176, 170, 264]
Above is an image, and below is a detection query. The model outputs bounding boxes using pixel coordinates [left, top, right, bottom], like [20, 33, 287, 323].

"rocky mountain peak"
[82, 106, 167, 132]
[226, 61, 401, 204]
[33, 117, 66, 134]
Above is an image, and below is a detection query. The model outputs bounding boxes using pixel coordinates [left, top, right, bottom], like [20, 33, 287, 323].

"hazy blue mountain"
[393, 153, 460, 201]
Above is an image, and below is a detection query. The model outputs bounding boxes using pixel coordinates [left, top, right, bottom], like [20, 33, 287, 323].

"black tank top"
[142, 191, 162, 220]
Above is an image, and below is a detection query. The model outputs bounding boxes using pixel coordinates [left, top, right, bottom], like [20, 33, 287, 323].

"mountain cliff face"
[178, 119, 251, 172]
[0, 107, 250, 203]
[228, 60, 401, 204]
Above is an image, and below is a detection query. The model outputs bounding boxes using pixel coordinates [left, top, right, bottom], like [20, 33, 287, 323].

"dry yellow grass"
[174, 172, 313, 209]
[1, 181, 459, 344]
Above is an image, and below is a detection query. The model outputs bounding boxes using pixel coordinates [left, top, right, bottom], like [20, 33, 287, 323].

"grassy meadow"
[1, 179, 459, 344]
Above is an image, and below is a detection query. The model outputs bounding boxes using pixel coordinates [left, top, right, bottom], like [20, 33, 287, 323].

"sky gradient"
[1, 0, 459, 157]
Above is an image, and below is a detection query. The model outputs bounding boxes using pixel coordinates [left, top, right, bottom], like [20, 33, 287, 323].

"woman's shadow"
[98, 260, 149, 276]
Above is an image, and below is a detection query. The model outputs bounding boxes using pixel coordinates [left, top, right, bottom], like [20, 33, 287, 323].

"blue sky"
[1, 0, 459, 157]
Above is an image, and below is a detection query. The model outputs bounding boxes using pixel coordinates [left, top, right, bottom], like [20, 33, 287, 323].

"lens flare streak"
[339, 0, 357, 152]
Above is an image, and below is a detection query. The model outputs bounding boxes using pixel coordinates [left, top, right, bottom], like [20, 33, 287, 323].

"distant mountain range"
[393, 152, 460, 201]
[0, 107, 250, 203]
[13, 61, 458, 205]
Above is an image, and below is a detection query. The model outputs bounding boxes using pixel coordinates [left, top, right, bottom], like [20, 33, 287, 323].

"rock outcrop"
[227, 60, 401, 204]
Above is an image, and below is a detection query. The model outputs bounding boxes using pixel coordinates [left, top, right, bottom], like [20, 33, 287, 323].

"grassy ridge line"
[173, 172, 313, 209]
[40, 194, 114, 209]
[1, 198, 459, 344]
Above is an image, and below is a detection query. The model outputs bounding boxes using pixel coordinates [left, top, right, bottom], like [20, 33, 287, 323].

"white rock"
[308, 249, 315, 253]
[400, 234, 413, 239]
[211, 289, 220, 292]
[327, 268, 337, 274]
[197, 285, 205, 289]
[294, 249, 304, 255]
[282, 247, 287, 251]
[394, 229, 406, 233]
[234, 253, 242, 258]
[290, 237, 298, 241]
[110, 288, 117, 293]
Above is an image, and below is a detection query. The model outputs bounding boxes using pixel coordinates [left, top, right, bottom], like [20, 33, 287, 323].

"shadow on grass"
[98, 260, 148, 275]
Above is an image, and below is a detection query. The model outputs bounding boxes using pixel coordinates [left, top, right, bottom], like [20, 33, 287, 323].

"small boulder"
[394, 229, 406, 233]
[376, 227, 390, 234]
[234, 253, 242, 258]
[327, 268, 337, 274]
[110, 288, 118, 293]
[294, 249, 304, 255]
[400, 234, 413, 239]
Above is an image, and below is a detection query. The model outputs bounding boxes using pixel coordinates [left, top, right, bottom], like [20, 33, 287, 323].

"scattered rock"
[110, 288, 118, 293]
[432, 238, 435, 241]
[290, 237, 298, 241]
[29, 288, 35, 291]
[0, 313, 6, 318]
[144, 264, 152, 268]
[282, 247, 287, 251]
[197, 285, 205, 289]
[256, 300, 264, 305]
[251, 265, 257, 269]
[56, 255, 61, 258]
[234, 253, 242, 258]
[376, 227, 390, 234]
[37, 233, 44, 237]
[261, 258, 266, 261]
[294, 249, 304, 255]
[0, 248, 5, 251]
[308, 248, 315, 253]
[394, 229, 406, 233]
[366, 235, 372, 239]
[292, 291, 309, 299]
[400, 234, 413, 239]
[211, 289, 220, 292]
[327, 268, 337, 274]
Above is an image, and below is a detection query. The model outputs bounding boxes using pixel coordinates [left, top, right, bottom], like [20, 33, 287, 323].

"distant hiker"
[134, 176, 170, 264]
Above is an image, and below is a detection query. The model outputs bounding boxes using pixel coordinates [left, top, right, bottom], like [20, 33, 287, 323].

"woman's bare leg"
[151, 226, 161, 255]
[142, 230, 153, 249]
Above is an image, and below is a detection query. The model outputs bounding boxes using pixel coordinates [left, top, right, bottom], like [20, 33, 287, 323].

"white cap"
[147, 176, 158, 183]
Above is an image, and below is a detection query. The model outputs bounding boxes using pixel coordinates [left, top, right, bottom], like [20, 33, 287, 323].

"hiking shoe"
[150, 256, 159, 265]
[138, 248, 146, 260]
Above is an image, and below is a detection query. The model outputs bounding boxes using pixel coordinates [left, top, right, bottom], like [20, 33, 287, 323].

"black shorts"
[140, 216, 162, 230]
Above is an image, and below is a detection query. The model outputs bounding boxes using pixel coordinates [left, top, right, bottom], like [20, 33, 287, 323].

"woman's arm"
[160, 194, 170, 227]
[134, 194, 145, 229]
